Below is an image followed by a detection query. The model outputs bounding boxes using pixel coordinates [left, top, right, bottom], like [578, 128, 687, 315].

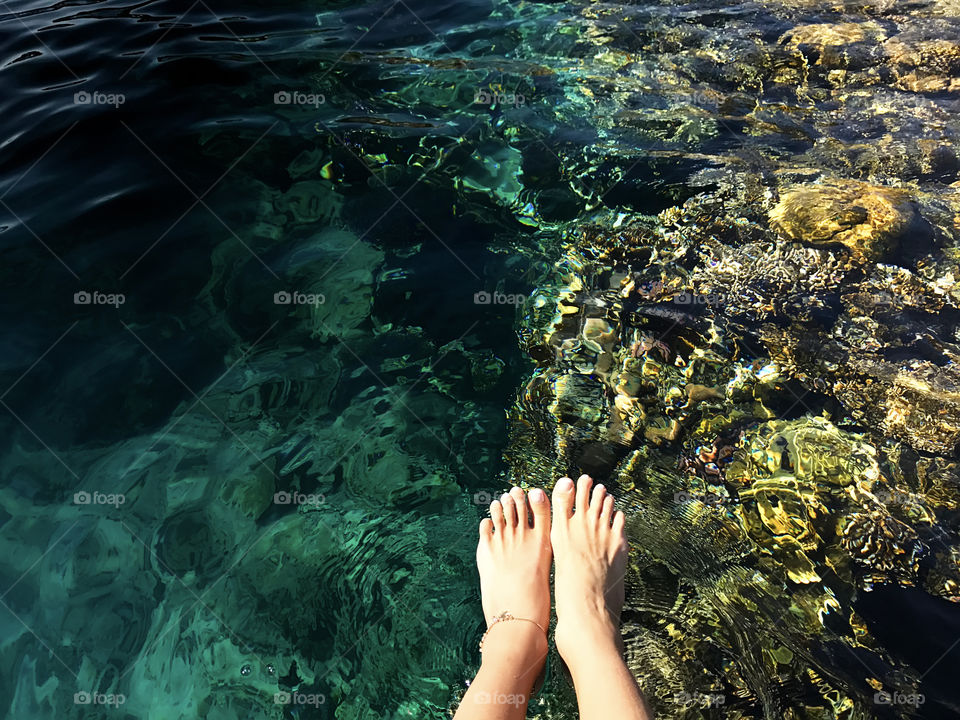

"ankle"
[555, 613, 620, 667]
[479, 619, 549, 668]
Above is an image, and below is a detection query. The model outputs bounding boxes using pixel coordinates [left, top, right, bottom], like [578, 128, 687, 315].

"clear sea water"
[0, 1, 548, 717]
[2, 0, 960, 718]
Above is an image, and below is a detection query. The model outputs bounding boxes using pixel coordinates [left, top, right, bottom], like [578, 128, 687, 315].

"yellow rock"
[770, 180, 923, 261]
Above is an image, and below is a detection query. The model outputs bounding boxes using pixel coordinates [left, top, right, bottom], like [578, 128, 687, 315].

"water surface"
[1, 0, 960, 718]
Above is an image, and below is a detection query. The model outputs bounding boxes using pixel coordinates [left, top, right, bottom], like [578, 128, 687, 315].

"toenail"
[530, 488, 546, 502]
[556, 477, 574, 491]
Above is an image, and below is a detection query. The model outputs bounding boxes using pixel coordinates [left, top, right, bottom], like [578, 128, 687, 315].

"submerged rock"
[781, 22, 887, 70]
[845, 359, 960, 457]
[885, 25, 960, 92]
[769, 180, 924, 261]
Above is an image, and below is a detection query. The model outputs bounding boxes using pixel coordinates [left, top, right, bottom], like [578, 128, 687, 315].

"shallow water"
[1, 0, 960, 718]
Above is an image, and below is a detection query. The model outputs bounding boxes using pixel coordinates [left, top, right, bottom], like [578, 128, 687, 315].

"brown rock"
[781, 22, 887, 70]
[769, 180, 923, 261]
[883, 361, 960, 456]
[884, 31, 960, 92]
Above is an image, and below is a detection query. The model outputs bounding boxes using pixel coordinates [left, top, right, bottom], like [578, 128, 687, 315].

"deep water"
[2, 0, 960, 718]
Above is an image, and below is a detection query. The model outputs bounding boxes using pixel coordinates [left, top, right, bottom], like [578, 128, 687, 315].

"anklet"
[479, 611, 547, 651]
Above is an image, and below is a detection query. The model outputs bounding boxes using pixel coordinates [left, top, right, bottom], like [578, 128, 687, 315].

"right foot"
[551, 474, 629, 666]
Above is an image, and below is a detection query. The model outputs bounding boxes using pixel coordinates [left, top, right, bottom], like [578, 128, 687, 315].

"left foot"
[476, 486, 552, 638]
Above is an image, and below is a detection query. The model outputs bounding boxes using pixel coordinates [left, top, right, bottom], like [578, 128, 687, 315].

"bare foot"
[551, 475, 629, 666]
[455, 488, 552, 719]
[477, 486, 552, 639]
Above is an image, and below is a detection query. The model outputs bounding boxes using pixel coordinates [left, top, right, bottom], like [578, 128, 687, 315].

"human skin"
[551, 474, 653, 720]
[454, 486, 551, 720]
[453, 476, 652, 720]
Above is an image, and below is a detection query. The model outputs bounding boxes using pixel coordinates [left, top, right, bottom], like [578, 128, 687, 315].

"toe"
[590, 483, 606, 519]
[600, 494, 614, 525]
[552, 476, 575, 524]
[575, 474, 593, 515]
[529, 487, 551, 535]
[612, 509, 626, 538]
[479, 518, 494, 539]
[490, 500, 505, 533]
[611, 510, 628, 560]
[500, 492, 518, 529]
[509, 486, 528, 530]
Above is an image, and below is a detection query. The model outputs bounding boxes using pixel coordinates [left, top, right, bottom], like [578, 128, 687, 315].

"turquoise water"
[0, 1, 532, 717]
[3, 0, 960, 717]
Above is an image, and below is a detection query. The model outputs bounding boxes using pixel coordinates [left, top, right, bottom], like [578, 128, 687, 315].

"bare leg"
[454, 486, 552, 720]
[552, 475, 653, 720]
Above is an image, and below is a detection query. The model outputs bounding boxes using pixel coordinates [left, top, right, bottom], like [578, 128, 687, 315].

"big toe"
[528, 487, 551, 535]
[552, 476, 575, 526]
